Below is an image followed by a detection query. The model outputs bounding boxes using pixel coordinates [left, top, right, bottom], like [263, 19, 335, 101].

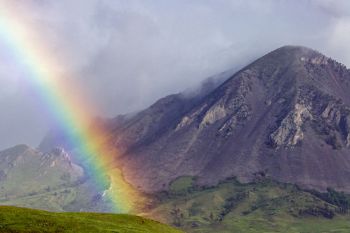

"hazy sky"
[0, 0, 350, 149]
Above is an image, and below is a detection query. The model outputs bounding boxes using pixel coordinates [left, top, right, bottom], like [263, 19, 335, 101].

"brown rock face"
[108, 46, 350, 193]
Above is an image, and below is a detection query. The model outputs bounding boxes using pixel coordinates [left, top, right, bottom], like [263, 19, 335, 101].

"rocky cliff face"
[110, 46, 350, 193]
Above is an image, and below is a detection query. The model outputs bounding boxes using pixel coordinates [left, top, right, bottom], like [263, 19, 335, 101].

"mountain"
[5, 45, 350, 232]
[0, 206, 183, 233]
[36, 45, 350, 197]
[0, 145, 111, 212]
[0, 145, 82, 200]
[106, 45, 350, 193]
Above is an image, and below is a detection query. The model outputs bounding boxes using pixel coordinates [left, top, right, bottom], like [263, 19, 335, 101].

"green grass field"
[3, 178, 350, 233]
[0, 206, 183, 233]
[145, 177, 350, 233]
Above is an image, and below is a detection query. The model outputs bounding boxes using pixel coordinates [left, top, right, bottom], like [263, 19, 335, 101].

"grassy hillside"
[145, 177, 350, 233]
[0, 206, 183, 233]
[0, 145, 117, 212]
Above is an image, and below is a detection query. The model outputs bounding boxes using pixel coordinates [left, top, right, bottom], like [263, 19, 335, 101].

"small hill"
[0, 145, 83, 200]
[0, 145, 112, 212]
[0, 206, 183, 233]
[145, 177, 350, 233]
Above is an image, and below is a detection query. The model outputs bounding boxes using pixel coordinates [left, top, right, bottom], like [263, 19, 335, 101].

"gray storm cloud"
[0, 0, 350, 149]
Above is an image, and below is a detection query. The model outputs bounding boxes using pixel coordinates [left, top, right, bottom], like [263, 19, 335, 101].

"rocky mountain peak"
[270, 45, 324, 58]
[259, 45, 328, 67]
[173, 46, 331, 135]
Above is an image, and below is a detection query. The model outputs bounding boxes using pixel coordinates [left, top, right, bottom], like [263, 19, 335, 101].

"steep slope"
[114, 45, 350, 193]
[0, 206, 183, 233]
[38, 70, 232, 154]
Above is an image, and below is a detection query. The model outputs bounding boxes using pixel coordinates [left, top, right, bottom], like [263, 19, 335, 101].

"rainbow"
[0, 3, 141, 213]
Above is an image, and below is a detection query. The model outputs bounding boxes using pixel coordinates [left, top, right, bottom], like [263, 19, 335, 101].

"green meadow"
[0, 206, 183, 233]
[146, 177, 350, 233]
[3, 177, 350, 233]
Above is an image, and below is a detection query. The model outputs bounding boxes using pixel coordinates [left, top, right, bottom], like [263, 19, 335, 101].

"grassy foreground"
[0, 206, 183, 233]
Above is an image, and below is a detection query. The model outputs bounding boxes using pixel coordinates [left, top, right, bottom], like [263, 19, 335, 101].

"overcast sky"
[0, 0, 350, 149]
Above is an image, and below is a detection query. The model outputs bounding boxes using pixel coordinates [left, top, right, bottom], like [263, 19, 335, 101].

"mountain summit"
[107, 45, 350, 193]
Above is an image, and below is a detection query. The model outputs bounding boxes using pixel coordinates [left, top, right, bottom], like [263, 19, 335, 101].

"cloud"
[327, 18, 350, 64]
[311, 0, 350, 17]
[0, 0, 349, 149]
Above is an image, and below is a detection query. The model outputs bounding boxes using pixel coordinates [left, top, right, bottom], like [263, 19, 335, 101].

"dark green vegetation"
[0, 206, 183, 233]
[145, 177, 350, 233]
